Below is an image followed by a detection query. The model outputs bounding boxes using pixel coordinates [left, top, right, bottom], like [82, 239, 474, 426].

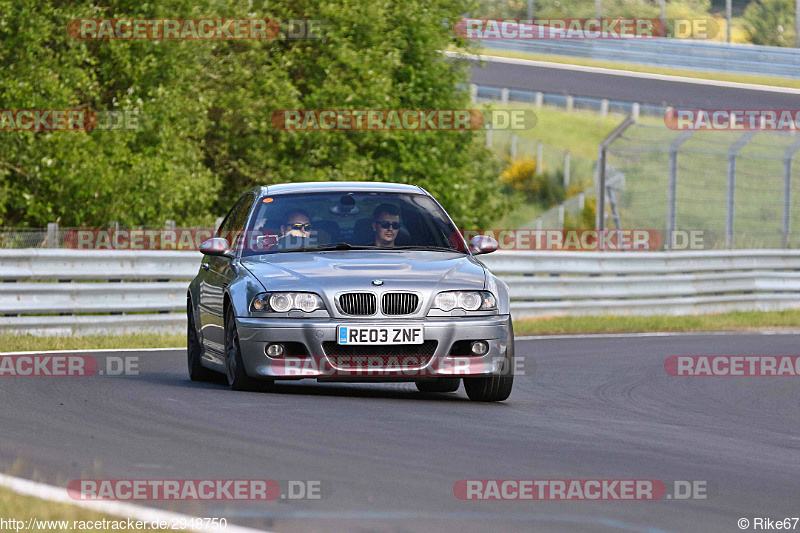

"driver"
[372, 203, 401, 247]
[278, 209, 312, 246]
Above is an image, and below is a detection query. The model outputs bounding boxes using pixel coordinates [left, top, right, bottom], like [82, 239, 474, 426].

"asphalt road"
[1, 333, 799, 533]
[467, 56, 800, 108]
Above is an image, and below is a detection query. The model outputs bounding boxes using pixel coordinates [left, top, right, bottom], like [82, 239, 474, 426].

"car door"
[199, 192, 255, 356]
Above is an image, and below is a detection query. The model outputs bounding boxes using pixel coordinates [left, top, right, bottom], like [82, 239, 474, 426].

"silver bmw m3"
[187, 181, 514, 401]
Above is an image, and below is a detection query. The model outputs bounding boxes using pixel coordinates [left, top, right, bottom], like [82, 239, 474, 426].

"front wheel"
[224, 309, 262, 391]
[415, 378, 460, 393]
[463, 321, 514, 402]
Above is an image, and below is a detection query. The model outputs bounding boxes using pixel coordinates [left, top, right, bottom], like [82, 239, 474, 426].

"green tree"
[0, 0, 504, 229]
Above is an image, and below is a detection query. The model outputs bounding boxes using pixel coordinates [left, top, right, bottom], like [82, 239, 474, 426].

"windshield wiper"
[279, 242, 377, 253]
[392, 245, 465, 253]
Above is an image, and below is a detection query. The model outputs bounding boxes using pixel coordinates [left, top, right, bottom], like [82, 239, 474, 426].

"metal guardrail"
[0, 250, 199, 336]
[480, 250, 800, 318]
[482, 37, 800, 79]
[1, 250, 799, 335]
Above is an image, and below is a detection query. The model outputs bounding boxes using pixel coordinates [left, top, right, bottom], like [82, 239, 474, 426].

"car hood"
[240, 251, 486, 294]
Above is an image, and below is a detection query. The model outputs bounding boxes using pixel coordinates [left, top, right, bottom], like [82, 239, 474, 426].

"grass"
[466, 47, 800, 89]
[484, 102, 639, 161]
[491, 201, 548, 229]
[514, 309, 800, 335]
[0, 486, 164, 532]
[0, 333, 183, 353]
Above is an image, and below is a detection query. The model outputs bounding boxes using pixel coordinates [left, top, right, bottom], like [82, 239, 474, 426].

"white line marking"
[516, 330, 800, 340]
[445, 50, 800, 94]
[0, 347, 183, 356]
[0, 473, 273, 533]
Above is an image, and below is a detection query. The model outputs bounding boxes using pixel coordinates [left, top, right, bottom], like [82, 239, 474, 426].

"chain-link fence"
[0, 226, 60, 248]
[604, 123, 800, 249]
[0, 219, 225, 249]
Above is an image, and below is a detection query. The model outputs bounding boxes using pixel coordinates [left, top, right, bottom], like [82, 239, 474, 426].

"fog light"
[266, 343, 285, 357]
[471, 341, 489, 356]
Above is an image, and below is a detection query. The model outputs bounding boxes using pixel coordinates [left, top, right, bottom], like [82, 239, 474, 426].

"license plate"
[337, 326, 424, 345]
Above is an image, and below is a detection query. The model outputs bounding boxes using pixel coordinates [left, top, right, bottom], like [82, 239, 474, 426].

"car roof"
[249, 181, 427, 196]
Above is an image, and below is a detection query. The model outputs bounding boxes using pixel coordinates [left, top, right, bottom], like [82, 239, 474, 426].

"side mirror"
[199, 237, 233, 258]
[469, 235, 499, 255]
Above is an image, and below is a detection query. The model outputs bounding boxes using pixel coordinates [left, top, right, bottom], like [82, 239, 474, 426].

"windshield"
[240, 191, 467, 256]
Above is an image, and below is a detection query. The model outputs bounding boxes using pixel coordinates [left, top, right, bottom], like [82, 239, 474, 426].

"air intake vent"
[339, 293, 377, 315]
[381, 292, 419, 315]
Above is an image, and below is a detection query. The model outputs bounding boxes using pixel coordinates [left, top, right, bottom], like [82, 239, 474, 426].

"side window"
[217, 193, 255, 248]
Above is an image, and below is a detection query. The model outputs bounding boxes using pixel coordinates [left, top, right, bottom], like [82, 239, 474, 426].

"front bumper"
[235, 315, 510, 380]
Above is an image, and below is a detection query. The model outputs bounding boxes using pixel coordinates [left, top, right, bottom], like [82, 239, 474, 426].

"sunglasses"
[377, 221, 401, 230]
[288, 223, 313, 231]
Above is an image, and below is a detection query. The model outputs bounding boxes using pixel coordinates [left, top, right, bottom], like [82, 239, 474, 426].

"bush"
[744, 0, 796, 47]
[563, 196, 597, 231]
[500, 157, 565, 206]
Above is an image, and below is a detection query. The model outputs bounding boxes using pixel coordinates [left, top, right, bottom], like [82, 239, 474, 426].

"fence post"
[510, 133, 517, 159]
[485, 125, 492, 148]
[536, 141, 543, 175]
[600, 99, 609, 118]
[46, 222, 59, 249]
[666, 131, 694, 251]
[578, 192, 585, 213]
[470, 83, 478, 104]
[558, 204, 565, 229]
[109, 220, 119, 249]
[535, 92, 543, 108]
[782, 139, 800, 248]
[726, 130, 757, 249]
[596, 116, 635, 249]
[632, 103, 640, 121]
[566, 95, 574, 112]
[501, 87, 509, 104]
[563, 151, 571, 189]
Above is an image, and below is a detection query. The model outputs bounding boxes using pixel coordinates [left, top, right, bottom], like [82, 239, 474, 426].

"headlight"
[432, 291, 497, 311]
[251, 292, 325, 313]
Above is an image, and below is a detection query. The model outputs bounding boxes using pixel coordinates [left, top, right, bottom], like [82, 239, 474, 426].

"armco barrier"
[0, 249, 200, 336]
[480, 250, 800, 318]
[0, 249, 799, 335]
[480, 35, 800, 79]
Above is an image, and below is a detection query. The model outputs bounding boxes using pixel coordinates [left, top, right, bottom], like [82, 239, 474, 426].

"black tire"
[415, 378, 460, 393]
[224, 309, 262, 391]
[463, 321, 514, 402]
[187, 303, 216, 382]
